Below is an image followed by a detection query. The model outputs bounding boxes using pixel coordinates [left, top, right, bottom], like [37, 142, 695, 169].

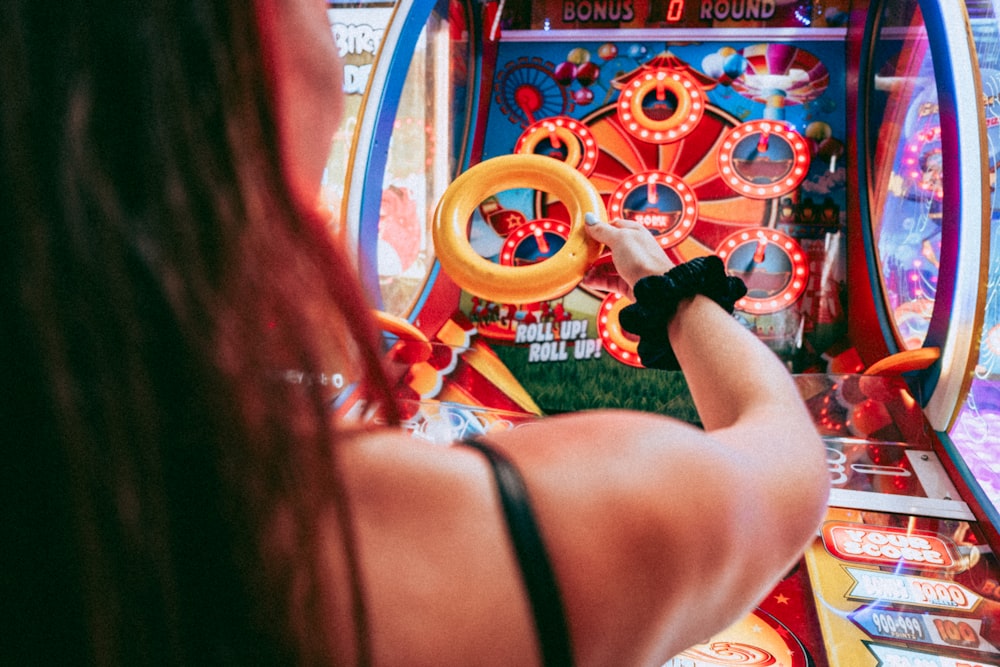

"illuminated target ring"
[432, 154, 605, 304]
[499, 219, 571, 266]
[717, 120, 811, 199]
[607, 170, 698, 249]
[596, 293, 642, 367]
[617, 68, 705, 143]
[515, 116, 598, 176]
[717, 228, 809, 314]
[677, 608, 811, 667]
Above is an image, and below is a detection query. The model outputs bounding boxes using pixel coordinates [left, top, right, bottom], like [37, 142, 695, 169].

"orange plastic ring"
[863, 347, 941, 376]
[373, 310, 433, 363]
[432, 154, 605, 303]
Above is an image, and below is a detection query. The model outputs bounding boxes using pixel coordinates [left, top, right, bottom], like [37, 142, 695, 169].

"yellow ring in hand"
[432, 154, 605, 303]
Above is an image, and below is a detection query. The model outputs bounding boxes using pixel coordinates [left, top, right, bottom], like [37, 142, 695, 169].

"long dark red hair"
[0, 1, 396, 663]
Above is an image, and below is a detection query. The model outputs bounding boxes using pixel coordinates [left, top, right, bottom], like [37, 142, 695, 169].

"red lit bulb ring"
[514, 116, 598, 176]
[617, 69, 704, 143]
[596, 292, 643, 367]
[607, 171, 698, 249]
[498, 220, 571, 266]
[717, 121, 810, 199]
[716, 228, 809, 314]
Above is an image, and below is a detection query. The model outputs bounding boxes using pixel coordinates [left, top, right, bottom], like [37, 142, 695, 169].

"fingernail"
[585, 212, 600, 226]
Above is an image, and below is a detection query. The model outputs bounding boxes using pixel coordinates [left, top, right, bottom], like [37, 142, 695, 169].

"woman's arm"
[347, 220, 828, 667]
[485, 219, 829, 664]
[485, 325, 827, 665]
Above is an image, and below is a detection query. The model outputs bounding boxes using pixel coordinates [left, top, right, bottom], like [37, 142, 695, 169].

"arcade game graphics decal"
[437, 38, 848, 413]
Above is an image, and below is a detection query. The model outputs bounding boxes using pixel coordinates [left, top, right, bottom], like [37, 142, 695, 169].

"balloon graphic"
[731, 44, 829, 119]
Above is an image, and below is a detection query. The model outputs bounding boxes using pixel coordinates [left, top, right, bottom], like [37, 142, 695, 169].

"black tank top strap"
[459, 437, 574, 667]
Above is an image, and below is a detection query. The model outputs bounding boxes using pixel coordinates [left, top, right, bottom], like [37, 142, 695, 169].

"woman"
[1, 0, 829, 665]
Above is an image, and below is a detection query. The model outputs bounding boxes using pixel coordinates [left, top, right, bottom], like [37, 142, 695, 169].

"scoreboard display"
[502, 0, 850, 30]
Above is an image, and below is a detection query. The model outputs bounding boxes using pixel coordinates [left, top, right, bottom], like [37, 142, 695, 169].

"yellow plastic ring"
[432, 154, 605, 303]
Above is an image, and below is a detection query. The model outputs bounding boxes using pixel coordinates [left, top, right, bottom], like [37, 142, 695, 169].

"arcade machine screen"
[450, 1, 851, 416]
[864, 11, 942, 353]
[941, 4, 1000, 528]
[861, 0, 1000, 522]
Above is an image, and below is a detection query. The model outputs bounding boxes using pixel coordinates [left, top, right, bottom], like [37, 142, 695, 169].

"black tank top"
[460, 438, 574, 667]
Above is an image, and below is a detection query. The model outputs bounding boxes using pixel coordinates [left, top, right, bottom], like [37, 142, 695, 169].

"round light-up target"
[716, 228, 809, 314]
[596, 293, 642, 367]
[616, 68, 704, 143]
[499, 219, 571, 266]
[607, 171, 698, 249]
[515, 116, 599, 176]
[717, 120, 810, 199]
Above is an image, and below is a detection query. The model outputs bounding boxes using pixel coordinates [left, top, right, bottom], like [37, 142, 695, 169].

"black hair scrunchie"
[618, 255, 747, 370]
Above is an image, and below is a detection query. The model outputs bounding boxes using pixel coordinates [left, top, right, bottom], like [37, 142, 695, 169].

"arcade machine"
[817, 1, 1000, 662]
[324, 0, 1000, 663]
[324, 0, 546, 437]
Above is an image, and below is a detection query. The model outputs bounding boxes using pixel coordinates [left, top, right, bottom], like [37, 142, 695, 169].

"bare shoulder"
[487, 411, 778, 664]
[339, 428, 542, 666]
[475, 410, 822, 664]
[339, 411, 819, 666]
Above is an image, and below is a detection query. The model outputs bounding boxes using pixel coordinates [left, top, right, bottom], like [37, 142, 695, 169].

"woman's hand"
[583, 214, 674, 299]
